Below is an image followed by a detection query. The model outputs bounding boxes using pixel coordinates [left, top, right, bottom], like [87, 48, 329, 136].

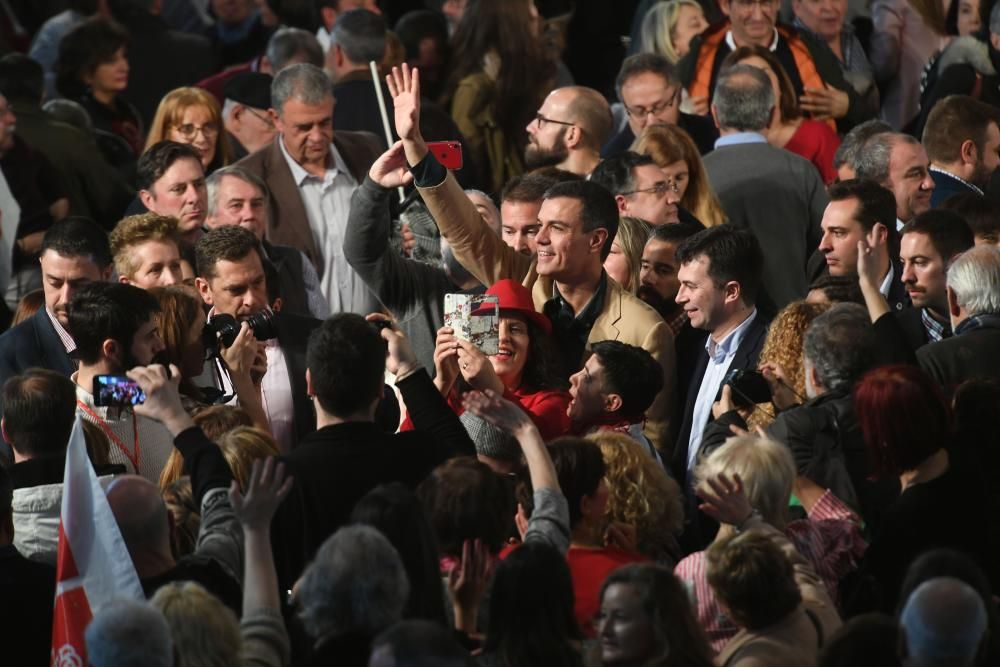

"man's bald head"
[901, 577, 987, 665]
[562, 86, 613, 150]
[106, 475, 171, 561]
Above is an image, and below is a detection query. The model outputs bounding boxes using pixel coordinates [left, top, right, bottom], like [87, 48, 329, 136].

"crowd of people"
[1, 0, 1000, 665]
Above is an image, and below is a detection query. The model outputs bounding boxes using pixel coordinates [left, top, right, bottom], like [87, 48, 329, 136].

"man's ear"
[118, 274, 132, 285]
[613, 194, 629, 215]
[1, 417, 9, 445]
[564, 125, 582, 150]
[960, 138, 978, 166]
[194, 277, 213, 306]
[719, 0, 733, 17]
[101, 338, 120, 364]
[138, 189, 155, 210]
[710, 104, 721, 130]
[591, 228, 609, 255]
[723, 279, 742, 306]
[603, 392, 624, 414]
[306, 368, 314, 397]
[947, 285, 961, 318]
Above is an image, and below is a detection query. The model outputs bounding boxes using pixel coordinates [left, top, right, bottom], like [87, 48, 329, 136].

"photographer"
[194, 226, 321, 452]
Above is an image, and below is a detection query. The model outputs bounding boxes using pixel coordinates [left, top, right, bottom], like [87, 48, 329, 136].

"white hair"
[221, 98, 239, 121]
[85, 599, 173, 667]
[947, 245, 1000, 316]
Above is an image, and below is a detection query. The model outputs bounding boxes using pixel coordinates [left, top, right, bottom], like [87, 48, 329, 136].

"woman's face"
[661, 160, 690, 201]
[739, 55, 782, 109]
[86, 47, 129, 96]
[958, 0, 981, 36]
[671, 4, 709, 58]
[168, 105, 219, 169]
[604, 241, 633, 291]
[597, 583, 656, 665]
[490, 314, 531, 387]
[181, 306, 208, 379]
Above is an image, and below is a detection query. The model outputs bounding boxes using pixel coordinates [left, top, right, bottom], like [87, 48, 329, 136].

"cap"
[223, 72, 273, 110]
[473, 279, 552, 335]
[460, 411, 522, 462]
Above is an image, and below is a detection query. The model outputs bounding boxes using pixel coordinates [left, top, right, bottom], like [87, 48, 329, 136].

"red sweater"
[785, 119, 841, 184]
[567, 546, 648, 637]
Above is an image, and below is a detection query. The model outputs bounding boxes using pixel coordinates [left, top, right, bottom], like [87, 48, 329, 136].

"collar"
[920, 307, 951, 342]
[929, 165, 984, 196]
[725, 28, 779, 52]
[896, 217, 905, 233]
[705, 308, 758, 362]
[955, 312, 1000, 336]
[279, 136, 347, 186]
[550, 272, 608, 326]
[879, 263, 894, 299]
[46, 307, 76, 354]
[715, 132, 768, 149]
[316, 25, 331, 52]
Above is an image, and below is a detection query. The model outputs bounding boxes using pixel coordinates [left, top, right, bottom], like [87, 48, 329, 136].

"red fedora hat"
[474, 279, 552, 335]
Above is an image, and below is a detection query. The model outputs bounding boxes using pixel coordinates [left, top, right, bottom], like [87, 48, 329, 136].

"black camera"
[722, 368, 772, 405]
[203, 309, 279, 350]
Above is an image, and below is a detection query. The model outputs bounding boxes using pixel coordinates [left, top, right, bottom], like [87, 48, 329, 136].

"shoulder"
[235, 141, 277, 173]
[334, 129, 383, 154]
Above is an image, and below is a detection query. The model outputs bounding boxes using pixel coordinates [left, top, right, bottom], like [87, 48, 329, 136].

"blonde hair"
[639, 0, 706, 63]
[151, 581, 241, 667]
[693, 433, 795, 526]
[632, 124, 726, 228]
[159, 425, 278, 492]
[590, 431, 684, 560]
[110, 213, 181, 280]
[144, 87, 231, 167]
[613, 216, 652, 293]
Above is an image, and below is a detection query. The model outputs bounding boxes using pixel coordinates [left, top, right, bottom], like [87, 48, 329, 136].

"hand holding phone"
[94, 375, 146, 407]
[427, 141, 463, 170]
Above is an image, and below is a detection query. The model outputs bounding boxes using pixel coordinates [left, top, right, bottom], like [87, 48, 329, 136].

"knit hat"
[459, 411, 522, 462]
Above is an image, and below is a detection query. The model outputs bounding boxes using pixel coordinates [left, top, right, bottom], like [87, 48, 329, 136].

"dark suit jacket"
[930, 166, 981, 208]
[235, 132, 382, 271]
[273, 312, 321, 444]
[873, 306, 932, 366]
[917, 322, 1000, 398]
[0, 309, 75, 412]
[601, 112, 719, 157]
[264, 241, 310, 318]
[670, 312, 769, 482]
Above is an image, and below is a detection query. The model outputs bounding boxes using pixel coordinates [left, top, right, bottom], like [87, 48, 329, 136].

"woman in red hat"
[408, 279, 571, 446]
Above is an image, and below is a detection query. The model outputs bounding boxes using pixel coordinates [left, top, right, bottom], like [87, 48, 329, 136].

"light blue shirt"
[714, 132, 768, 150]
[687, 309, 759, 475]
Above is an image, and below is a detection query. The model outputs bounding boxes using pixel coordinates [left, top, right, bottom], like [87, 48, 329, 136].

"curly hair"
[590, 431, 683, 562]
[750, 300, 830, 429]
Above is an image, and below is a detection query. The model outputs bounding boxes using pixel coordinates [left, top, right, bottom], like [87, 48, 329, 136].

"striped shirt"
[674, 490, 866, 654]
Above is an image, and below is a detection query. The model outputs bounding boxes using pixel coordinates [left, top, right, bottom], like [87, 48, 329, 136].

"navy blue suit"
[930, 168, 981, 208]
[0, 308, 75, 414]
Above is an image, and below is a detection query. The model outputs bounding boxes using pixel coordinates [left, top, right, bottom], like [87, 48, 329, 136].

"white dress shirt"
[279, 137, 380, 315]
[687, 309, 759, 475]
[259, 337, 296, 452]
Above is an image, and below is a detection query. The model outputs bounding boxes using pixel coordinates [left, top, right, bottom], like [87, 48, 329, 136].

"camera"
[722, 368, 772, 405]
[203, 309, 279, 350]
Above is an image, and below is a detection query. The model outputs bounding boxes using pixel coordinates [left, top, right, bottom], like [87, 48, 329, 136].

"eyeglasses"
[623, 88, 681, 118]
[621, 180, 679, 196]
[534, 113, 575, 129]
[172, 122, 220, 140]
[245, 108, 274, 129]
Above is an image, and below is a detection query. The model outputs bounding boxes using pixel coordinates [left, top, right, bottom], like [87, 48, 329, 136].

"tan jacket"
[418, 171, 676, 452]
[715, 522, 843, 667]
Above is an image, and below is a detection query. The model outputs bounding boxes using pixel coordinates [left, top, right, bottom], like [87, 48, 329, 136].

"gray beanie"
[459, 412, 522, 462]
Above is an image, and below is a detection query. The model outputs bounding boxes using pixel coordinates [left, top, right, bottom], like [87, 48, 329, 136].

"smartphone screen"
[93, 375, 146, 407]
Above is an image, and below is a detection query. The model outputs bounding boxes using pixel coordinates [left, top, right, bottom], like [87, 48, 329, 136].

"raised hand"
[386, 63, 422, 143]
[367, 313, 421, 378]
[368, 140, 415, 190]
[697, 472, 754, 526]
[128, 363, 192, 435]
[433, 326, 461, 395]
[229, 457, 293, 532]
[759, 361, 799, 411]
[800, 86, 849, 120]
[447, 538, 493, 634]
[462, 388, 534, 435]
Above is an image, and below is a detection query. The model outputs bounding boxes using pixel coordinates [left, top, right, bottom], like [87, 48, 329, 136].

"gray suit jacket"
[235, 132, 382, 272]
[704, 141, 827, 310]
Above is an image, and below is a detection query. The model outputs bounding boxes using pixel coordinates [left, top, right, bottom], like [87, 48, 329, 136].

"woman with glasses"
[723, 47, 842, 184]
[145, 87, 232, 174]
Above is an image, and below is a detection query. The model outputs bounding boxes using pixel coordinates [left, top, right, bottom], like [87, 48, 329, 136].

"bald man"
[900, 577, 987, 666]
[525, 86, 613, 177]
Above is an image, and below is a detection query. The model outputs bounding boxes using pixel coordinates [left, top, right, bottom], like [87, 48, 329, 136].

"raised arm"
[857, 223, 892, 323]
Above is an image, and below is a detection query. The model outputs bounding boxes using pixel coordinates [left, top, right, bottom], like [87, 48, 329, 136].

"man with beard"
[525, 87, 613, 178]
[922, 96, 1000, 208]
[344, 140, 500, 372]
[67, 282, 175, 483]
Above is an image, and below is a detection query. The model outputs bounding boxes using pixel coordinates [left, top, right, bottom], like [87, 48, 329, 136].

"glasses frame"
[624, 87, 682, 119]
[534, 112, 575, 129]
[171, 122, 220, 140]
[621, 179, 679, 197]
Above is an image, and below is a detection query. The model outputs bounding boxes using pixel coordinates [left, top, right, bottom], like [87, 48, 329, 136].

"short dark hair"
[807, 274, 865, 305]
[591, 341, 663, 418]
[501, 172, 561, 204]
[922, 95, 1000, 164]
[589, 151, 656, 196]
[196, 224, 266, 279]
[66, 282, 161, 365]
[827, 179, 898, 235]
[332, 9, 387, 64]
[266, 27, 324, 71]
[901, 210, 975, 263]
[615, 52, 677, 102]
[0, 53, 43, 103]
[394, 10, 449, 62]
[706, 531, 802, 630]
[137, 141, 203, 193]
[41, 217, 113, 268]
[675, 226, 764, 304]
[306, 313, 385, 417]
[648, 221, 701, 245]
[2, 368, 78, 458]
[940, 192, 1000, 243]
[55, 17, 129, 99]
[543, 180, 620, 261]
[547, 436, 606, 529]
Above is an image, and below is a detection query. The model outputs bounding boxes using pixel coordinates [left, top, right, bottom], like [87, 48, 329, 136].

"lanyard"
[77, 399, 141, 473]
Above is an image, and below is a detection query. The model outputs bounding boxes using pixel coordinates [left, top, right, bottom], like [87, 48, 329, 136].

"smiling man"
[854, 132, 935, 228]
[236, 63, 382, 315]
[138, 142, 208, 247]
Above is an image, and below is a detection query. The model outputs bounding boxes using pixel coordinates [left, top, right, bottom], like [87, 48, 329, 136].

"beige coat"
[418, 171, 676, 452]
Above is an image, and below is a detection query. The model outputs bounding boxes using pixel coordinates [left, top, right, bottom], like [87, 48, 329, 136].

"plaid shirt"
[921, 307, 950, 343]
[674, 490, 867, 654]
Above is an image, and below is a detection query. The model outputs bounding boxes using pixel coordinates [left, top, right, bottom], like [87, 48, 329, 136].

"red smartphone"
[427, 141, 463, 170]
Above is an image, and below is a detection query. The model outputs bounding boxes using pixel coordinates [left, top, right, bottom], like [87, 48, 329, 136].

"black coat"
[930, 167, 982, 208]
[918, 318, 1000, 399]
[0, 544, 55, 666]
[273, 311, 320, 444]
[601, 112, 719, 158]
